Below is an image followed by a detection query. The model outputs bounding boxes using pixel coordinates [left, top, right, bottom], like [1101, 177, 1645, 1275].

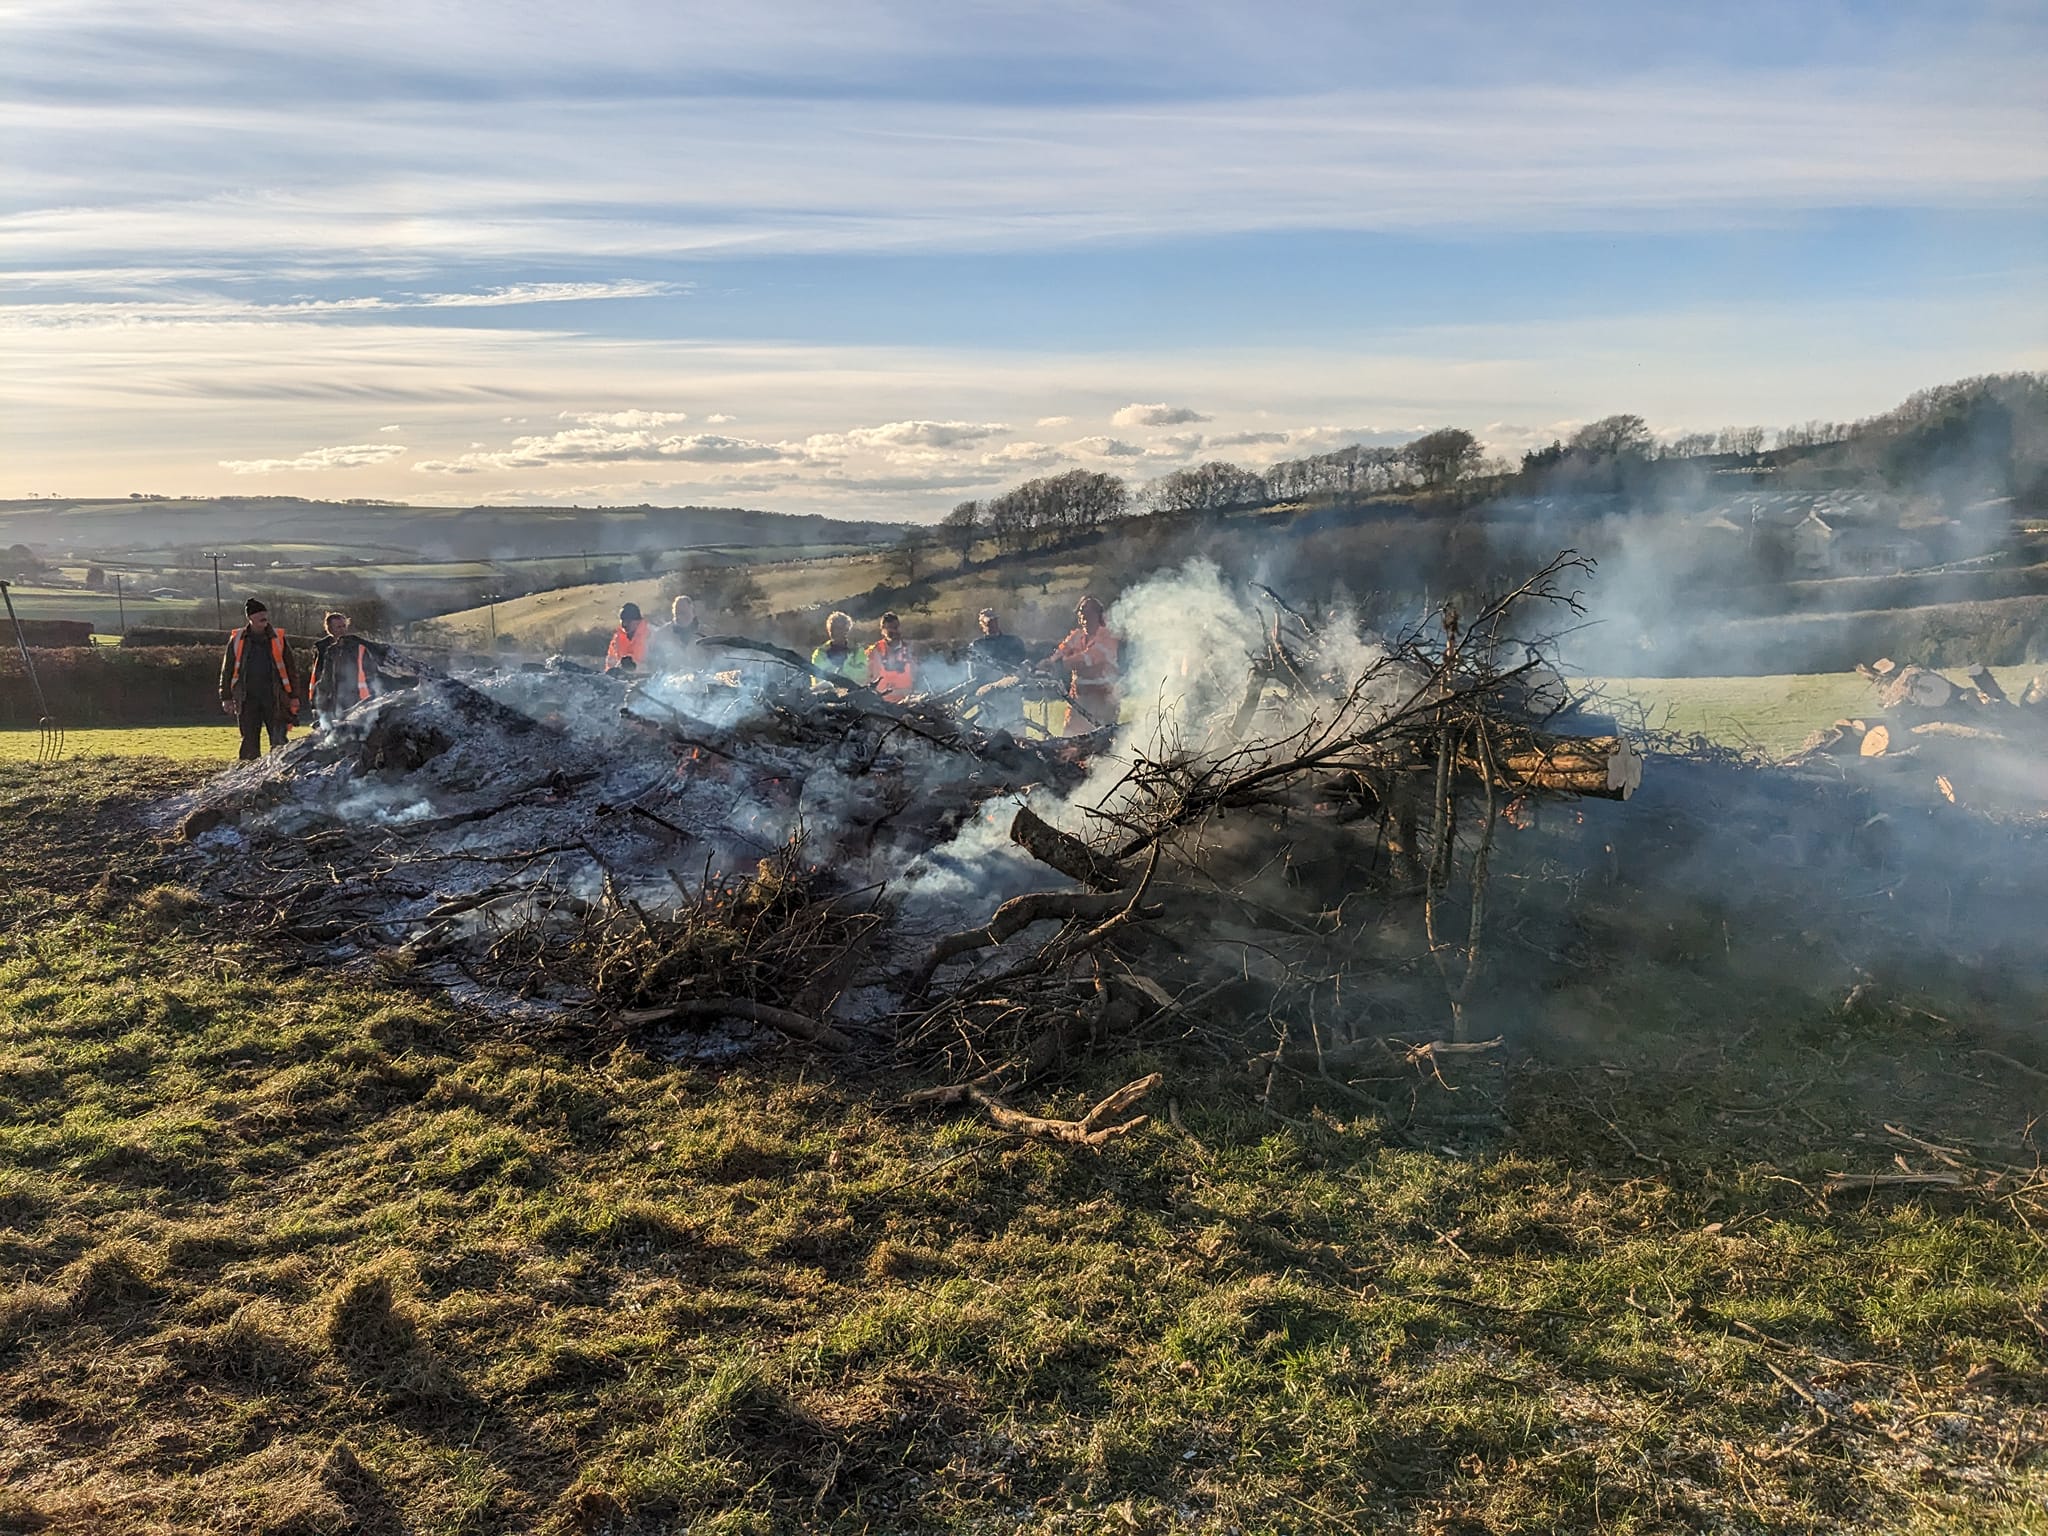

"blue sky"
[0, 0, 2041, 517]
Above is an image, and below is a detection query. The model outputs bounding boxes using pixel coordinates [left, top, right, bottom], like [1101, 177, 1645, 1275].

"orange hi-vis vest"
[228, 625, 294, 700]
[865, 639, 914, 702]
[606, 620, 650, 670]
[1056, 623, 1120, 690]
[314, 638, 373, 704]
[344, 645, 372, 702]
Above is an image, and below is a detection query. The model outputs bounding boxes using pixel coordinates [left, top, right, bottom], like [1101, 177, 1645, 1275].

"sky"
[1, 0, 2043, 521]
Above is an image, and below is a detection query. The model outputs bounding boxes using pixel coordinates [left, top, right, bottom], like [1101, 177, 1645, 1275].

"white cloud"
[705, 412, 736, 424]
[1035, 415, 1072, 427]
[804, 419, 1011, 454]
[1111, 402, 1211, 428]
[219, 441, 406, 473]
[376, 422, 402, 432]
[1208, 430, 1290, 447]
[980, 440, 1066, 469]
[1065, 436, 1146, 458]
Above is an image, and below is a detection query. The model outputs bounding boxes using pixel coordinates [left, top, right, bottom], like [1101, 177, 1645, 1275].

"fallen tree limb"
[616, 997, 852, 1051]
[916, 889, 1126, 988]
[1009, 804, 1128, 890]
[904, 1073, 1163, 1147]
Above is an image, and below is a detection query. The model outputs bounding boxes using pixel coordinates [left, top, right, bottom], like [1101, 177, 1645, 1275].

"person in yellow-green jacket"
[809, 610, 864, 687]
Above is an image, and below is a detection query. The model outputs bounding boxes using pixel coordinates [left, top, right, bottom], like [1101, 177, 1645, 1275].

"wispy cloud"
[0, 280, 679, 327]
[564, 408, 691, 429]
[415, 427, 801, 474]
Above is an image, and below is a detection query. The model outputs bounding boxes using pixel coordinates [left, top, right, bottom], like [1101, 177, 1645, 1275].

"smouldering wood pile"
[157, 559, 1655, 1103]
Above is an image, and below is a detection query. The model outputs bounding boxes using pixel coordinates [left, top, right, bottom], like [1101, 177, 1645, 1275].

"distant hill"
[0, 497, 898, 561]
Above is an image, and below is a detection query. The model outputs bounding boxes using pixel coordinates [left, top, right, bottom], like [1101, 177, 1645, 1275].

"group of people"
[801, 595, 1120, 734]
[221, 585, 1121, 764]
[600, 595, 699, 675]
[217, 600, 387, 761]
[598, 590, 1120, 734]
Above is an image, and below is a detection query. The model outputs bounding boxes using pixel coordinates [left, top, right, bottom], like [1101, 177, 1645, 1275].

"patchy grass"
[0, 728, 243, 762]
[0, 761, 2044, 1533]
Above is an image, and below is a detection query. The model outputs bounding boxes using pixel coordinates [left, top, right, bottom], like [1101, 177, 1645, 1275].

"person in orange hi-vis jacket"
[604, 602, 651, 673]
[217, 597, 300, 760]
[1047, 594, 1119, 734]
[864, 610, 914, 702]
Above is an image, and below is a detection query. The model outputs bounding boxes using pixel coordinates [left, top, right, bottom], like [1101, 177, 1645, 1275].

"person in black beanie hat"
[218, 598, 300, 760]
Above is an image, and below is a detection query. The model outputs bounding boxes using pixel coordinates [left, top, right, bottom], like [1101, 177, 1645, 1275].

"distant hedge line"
[120, 626, 239, 648]
[0, 618, 94, 648]
[0, 644, 290, 727]
[1630, 596, 2048, 677]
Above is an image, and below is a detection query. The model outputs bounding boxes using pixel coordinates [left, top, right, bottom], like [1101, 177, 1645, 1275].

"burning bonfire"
[160, 556, 2048, 1138]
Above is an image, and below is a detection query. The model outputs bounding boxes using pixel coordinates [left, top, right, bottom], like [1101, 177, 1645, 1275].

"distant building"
[1791, 509, 1837, 574]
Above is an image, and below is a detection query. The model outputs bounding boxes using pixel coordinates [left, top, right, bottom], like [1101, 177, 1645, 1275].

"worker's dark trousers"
[237, 700, 290, 760]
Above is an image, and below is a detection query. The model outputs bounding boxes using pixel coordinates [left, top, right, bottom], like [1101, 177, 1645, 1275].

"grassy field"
[0, 764, 2044, 1533]
[0, 585, 195, 629]
[1600, 666, 2043, 755]
[0, 726, 242, 762]
[428, 550, 1119, 653]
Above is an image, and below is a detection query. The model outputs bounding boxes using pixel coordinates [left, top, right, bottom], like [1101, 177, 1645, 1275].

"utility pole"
[482, 593, 502, 648]
[114, 574, 125, 635]
[204, 551, 227, 630]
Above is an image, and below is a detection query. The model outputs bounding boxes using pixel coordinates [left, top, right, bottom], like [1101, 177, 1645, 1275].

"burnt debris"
[159, 561, 2048, 1122]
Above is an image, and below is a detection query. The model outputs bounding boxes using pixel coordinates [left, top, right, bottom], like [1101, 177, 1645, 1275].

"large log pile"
[1792, 656, 2048, 814]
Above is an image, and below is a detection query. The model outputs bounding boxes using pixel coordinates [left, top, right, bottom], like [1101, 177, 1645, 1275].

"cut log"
[1009, 804, 1127, 889]
[1861, 724, 1891, 758]
[1479, 732, 1643, 800]
[1879, 667, 1959, 712]
[1910, 721, 2008, 744]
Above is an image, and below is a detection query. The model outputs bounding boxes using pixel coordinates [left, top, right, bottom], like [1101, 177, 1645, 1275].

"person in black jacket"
[218, 598, 300, 759]
[965, 607, 1029, 728]
[308, 611, 389, 729]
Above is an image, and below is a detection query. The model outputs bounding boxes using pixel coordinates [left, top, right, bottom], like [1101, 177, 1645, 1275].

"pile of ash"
[161, 652, 1110, 1053]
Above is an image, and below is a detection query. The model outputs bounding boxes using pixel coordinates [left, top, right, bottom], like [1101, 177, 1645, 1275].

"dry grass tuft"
[132, 883, 205, 924]
[59, 1238, 160, 1315]
[0, 1279, 65, 1351]
[162, 1297, 308, 1389]
[217, 1442, 355, 1536]
[321, 1266, 418, 1367]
